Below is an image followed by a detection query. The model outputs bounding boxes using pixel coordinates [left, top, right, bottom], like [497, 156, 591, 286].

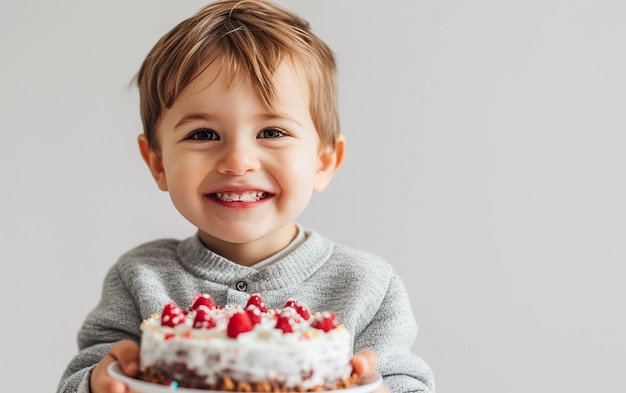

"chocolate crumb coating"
[139, 366, 362, 392]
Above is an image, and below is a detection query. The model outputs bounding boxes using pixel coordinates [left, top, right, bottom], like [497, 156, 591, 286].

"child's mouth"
[210, 191, 269, 202]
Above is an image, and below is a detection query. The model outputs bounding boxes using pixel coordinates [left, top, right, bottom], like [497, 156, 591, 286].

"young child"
[57, 1, 434, 392]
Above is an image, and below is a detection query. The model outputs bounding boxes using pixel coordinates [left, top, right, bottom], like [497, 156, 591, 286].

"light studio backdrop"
[1, 1, 624, 392]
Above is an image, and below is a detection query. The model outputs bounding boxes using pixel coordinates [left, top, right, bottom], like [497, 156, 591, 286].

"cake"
[138, 293, 361, 391]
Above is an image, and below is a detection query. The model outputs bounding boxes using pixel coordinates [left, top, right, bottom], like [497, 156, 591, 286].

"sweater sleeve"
[353, 274, 435, 393]
[56, 264, 142, 393]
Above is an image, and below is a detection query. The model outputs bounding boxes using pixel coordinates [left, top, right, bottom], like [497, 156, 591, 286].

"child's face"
[139, 59, 343, 265]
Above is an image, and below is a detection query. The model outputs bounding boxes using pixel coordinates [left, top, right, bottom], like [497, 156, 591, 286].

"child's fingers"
[91, 354, 129, 393]
[351, 350, 391, 393]
[91, 340, 140, 393]
[351, 349, 378, 376]
[109, 339, 140, 376]
[103, 378, 128, 393]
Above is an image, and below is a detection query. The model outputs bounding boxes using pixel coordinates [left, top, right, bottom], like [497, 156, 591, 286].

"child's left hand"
[351, 349, 391, 393]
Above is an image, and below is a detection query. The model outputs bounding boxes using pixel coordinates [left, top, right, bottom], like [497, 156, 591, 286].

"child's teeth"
[214, 192, 266, 202]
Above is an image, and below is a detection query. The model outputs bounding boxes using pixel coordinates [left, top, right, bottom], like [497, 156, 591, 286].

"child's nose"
[216, 143, 261, 176]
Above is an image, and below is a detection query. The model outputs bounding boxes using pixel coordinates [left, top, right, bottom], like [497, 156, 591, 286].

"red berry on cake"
[275, 315, 294, 333]
[311, 311, 339, 332]
[245, 304, 262, 325]
[193, 308, 217, 329]
[275, 307, 299, 333]
[161, 302, 186, 327]
[227, 311, 254, 338]
[284, 299, 311, 320]
[283, 299, 297, 308]
[294, 303, 311, 320]
[190, 293, 217, 311]
[245, 293, 268, 312]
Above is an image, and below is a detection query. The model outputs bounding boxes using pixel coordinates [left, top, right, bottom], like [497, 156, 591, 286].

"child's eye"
[188, 129, 219, 141]
[258, 128, 286, 139]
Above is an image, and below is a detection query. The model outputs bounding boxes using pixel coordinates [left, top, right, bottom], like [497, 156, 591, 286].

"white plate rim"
[108, 361, 382, 393]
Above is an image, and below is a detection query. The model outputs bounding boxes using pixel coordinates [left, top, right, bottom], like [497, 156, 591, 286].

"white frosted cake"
[138, 293, 360, 391]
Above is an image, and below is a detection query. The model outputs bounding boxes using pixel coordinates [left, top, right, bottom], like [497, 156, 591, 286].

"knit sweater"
[57, 229, 435, 393]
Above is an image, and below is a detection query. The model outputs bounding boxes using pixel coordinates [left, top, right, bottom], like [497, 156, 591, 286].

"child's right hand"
[89, 339, 140, 393]
[352, 349, 391, 393]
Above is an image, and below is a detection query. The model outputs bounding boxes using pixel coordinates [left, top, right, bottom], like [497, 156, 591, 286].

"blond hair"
[136, 0, 338, 150]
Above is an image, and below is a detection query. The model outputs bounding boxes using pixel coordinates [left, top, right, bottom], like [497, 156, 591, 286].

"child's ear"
[314, 134, 346, 192]
[138, 134, 168, 191]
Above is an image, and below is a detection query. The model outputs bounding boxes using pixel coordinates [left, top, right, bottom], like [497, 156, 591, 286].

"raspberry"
[227, 312, 253, 338]
[283, 299, 310, 320]
[190, 293, 217, 311]
[193, 308, 217, 329]
[284, 299, 297, 308]
[245, 304, 262, 325]
[311, 311, 339, 332]
[245, 294, 268, 312]
[275, 315, 294, 333]
[161, 302, 186, 327]
[294, 304, 310, 320]
[275, 307, 299, 333]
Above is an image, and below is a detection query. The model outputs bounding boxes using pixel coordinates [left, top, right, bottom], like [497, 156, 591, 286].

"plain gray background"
[1, 1, 625, 392]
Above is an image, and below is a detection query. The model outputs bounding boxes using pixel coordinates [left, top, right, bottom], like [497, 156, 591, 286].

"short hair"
[136, 0, 339, 151]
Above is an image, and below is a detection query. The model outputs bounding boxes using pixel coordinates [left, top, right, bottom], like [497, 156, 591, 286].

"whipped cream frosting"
[139, 296, 353, 389]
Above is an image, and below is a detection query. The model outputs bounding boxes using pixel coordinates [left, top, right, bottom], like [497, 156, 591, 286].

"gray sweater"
[57, 229, 435, 393]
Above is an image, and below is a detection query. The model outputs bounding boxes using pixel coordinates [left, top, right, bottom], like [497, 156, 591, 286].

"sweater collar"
[175, 229, 333, 291]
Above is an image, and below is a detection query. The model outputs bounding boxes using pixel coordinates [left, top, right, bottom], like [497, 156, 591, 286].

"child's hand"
[351, 349, 391, 393]
[90, 339, 140, 393]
